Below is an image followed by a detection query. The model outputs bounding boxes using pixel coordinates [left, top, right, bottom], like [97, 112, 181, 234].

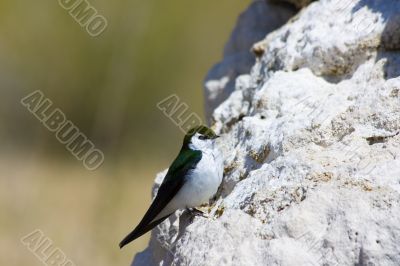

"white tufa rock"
[204, 0, 296, 121]
[133, 0, 400, 265]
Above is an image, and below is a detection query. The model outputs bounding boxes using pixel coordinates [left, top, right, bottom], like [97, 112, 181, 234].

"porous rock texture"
[204, 0, 296, 121]
[133, 0, 400, 265]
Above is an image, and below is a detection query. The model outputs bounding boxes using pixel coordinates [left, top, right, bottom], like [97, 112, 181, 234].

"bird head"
[183, 125, 220, 151]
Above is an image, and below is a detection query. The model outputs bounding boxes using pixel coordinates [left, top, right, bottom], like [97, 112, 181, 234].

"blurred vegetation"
[0, 0, 250, 161]
[0, 0, 251, 265]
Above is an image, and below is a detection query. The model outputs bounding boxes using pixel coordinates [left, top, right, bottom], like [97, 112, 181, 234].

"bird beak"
[213, 135, 220, 139]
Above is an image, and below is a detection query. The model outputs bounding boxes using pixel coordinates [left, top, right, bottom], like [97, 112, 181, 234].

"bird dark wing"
[119, 149, 202, 248]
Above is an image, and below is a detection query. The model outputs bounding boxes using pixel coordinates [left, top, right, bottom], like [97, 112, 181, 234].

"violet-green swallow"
[119, 125, 223, 248]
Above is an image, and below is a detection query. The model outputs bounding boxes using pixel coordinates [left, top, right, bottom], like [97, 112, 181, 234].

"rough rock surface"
[134, 0, 400, 265]
[204, 0, 296, 121]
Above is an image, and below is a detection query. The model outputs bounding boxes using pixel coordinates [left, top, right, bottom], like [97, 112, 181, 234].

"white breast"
[154, 146, 223, 220]
[180, 147, 223, 207]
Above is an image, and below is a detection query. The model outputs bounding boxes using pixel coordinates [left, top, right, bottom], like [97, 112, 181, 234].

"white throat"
[189, 133, 215, 152]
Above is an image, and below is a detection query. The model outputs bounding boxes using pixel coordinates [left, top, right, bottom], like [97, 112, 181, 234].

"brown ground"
[0, 153, 161, 266]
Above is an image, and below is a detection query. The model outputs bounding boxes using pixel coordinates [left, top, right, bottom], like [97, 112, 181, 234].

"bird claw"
[187, 208, 209, 218]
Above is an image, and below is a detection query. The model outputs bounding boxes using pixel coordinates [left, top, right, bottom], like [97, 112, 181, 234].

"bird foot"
[187, 208, 209, 218]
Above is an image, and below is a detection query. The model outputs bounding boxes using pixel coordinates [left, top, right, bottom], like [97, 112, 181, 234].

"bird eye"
[199, 135, 208, 140]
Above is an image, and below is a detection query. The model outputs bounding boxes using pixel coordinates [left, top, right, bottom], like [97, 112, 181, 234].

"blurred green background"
[0, 0, 250, 265]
